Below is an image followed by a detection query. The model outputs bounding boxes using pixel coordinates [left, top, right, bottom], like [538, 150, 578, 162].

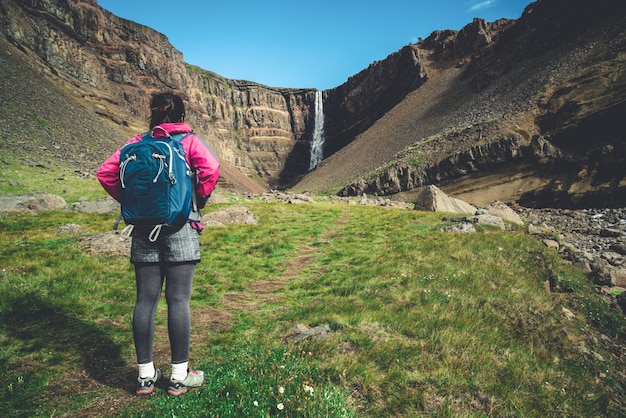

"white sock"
[171, 362, 189, 381]
[138, 362, 156, 379]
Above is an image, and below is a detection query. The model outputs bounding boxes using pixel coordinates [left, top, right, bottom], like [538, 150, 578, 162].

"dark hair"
[149, 92, 186, 129]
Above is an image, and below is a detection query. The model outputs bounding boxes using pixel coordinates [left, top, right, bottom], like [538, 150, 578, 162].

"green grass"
[0, 156, 105, 202]
[0, 199, 625, 417]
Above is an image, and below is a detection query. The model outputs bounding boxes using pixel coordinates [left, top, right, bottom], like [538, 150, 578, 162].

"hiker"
[96, 92, 220, 395]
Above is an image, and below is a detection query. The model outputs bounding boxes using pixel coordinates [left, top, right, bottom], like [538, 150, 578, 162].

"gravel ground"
[517, 207, 626, 257]
[516, 205, 626, 312]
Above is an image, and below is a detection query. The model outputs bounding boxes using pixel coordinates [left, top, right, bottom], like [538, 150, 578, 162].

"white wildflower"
[304, 384, 314, 395]
[278, 386, 285, 394]
[277, 403, 284, 410]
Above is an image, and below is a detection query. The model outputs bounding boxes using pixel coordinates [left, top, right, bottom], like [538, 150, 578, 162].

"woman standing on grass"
[97, 92, 220, 396]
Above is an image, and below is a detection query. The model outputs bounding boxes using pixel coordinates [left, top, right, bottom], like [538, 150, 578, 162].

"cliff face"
[0, 0, 186, 117]
[320, 0, 626, 209]
[0, 0, 318, 190]
[0, 0, 534, 191]
[322, 45, 428, 157]
[184, 81, 316, 189]
[187, 71, 315, 185]
[1, 0, 625, 207]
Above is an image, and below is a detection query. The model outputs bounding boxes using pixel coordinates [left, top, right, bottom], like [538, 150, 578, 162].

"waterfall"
[309, 90, 325, 170]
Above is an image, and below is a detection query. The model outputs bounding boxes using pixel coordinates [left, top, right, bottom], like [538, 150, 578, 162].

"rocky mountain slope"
[0, 0, 625, 208]
[295, 0, 626, 209]
[0, 0, 311, 192]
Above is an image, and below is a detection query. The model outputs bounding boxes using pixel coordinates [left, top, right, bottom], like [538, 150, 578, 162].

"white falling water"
[309, 90, 325, 170]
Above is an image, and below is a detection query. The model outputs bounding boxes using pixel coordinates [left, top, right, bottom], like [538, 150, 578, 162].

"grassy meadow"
[0, 165, 625, 417]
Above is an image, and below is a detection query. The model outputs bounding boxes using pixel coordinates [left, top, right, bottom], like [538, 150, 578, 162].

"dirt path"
[219, 208, 350, 312]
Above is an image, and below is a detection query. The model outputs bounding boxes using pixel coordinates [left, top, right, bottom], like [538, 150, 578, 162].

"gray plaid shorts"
[130, 223, 201, 264]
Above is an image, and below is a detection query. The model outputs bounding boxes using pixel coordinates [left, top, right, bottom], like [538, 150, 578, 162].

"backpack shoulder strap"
[171, 133, 191, 143]
[169, 132, 197, 212]
[147, 126, 191, 142]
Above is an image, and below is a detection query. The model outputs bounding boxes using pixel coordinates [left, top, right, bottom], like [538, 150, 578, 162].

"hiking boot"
[167, 369, 205, 396]
[136, 368, 162, 395]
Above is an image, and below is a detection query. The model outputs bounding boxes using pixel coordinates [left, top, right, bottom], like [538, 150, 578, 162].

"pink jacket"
[97, 122, 220, 204]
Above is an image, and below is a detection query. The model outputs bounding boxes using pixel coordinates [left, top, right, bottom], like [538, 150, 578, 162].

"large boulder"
[486, 201, 524, 225]
[413, 185, 476, 214]
[0, 193, 67, 213]
[203, 206, 257, 227]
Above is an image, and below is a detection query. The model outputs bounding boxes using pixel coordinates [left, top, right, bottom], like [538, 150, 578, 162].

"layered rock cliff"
[1, 0, 625, 208]
[0, 0, 319, 190]
[186, 71, 315, 186]
[321, 45, 429, 157]
[305, 0, 626, 209]
[0, 0, 535, 191]
[0, 0, 470, 191]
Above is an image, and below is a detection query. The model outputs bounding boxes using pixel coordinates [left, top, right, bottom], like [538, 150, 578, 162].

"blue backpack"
[119, 131, 194, 241]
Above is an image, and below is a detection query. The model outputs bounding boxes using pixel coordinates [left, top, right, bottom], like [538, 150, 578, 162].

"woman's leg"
[133, 263, 164, 365]
[163, 262, 196, 364]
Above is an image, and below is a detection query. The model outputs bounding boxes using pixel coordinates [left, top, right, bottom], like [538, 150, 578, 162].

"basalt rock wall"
[0, 0, 319, 190]
[187, 70, 316, 186]
[336, 0, 626, 208]
[320, 18, 514, 160]
[321, 45, 428, 157]
[2, 0, 625, 206]
[0, 0, 520, 190]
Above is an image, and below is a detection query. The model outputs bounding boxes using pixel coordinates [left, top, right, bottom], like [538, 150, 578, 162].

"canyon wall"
[1, 0, 625, 208]
[0, 0, 491, 190]
[334, 0, 626, 208]
[0, 0, 318, 190]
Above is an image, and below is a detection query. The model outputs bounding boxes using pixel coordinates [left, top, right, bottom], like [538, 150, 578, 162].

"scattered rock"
[55, 223, 83, 234]
[284, 324, 331, 344]
[67, 197, 119, 214]
[602, 251, 624, 266]
[573, 260, 593, 275]
[0, 194, 117, 215]
[562, 306, 577, 320]
[518, 206, 626, 301]
[203, 205, 257, 227]
[207, 193, 229, 204]
[443, 212, 506, 230]
[610, 268, 626, 288]
[527, 224, 545, 235]
[591, 256, 615, 286]
[543, 239, 560, 250]
[0, 193, 67, 213]
[468, 209, 506, 230]
[249, 191, 411, 209]
[593, 351, 605, 362]
[611, 241, 626, 256]
[441, 223, 476, 233]
[600, 228, 623, 238]
[80, 231, 131, 257]
[289, 194, 315, 204]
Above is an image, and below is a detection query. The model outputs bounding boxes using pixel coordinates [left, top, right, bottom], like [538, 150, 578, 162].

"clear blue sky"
[98, 0, 533, 90]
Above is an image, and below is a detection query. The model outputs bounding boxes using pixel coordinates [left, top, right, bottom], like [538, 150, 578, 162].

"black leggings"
[133, 262, 196, 364]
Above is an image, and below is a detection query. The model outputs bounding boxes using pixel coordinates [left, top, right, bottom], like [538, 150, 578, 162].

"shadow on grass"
[0, 290, 133, 392]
